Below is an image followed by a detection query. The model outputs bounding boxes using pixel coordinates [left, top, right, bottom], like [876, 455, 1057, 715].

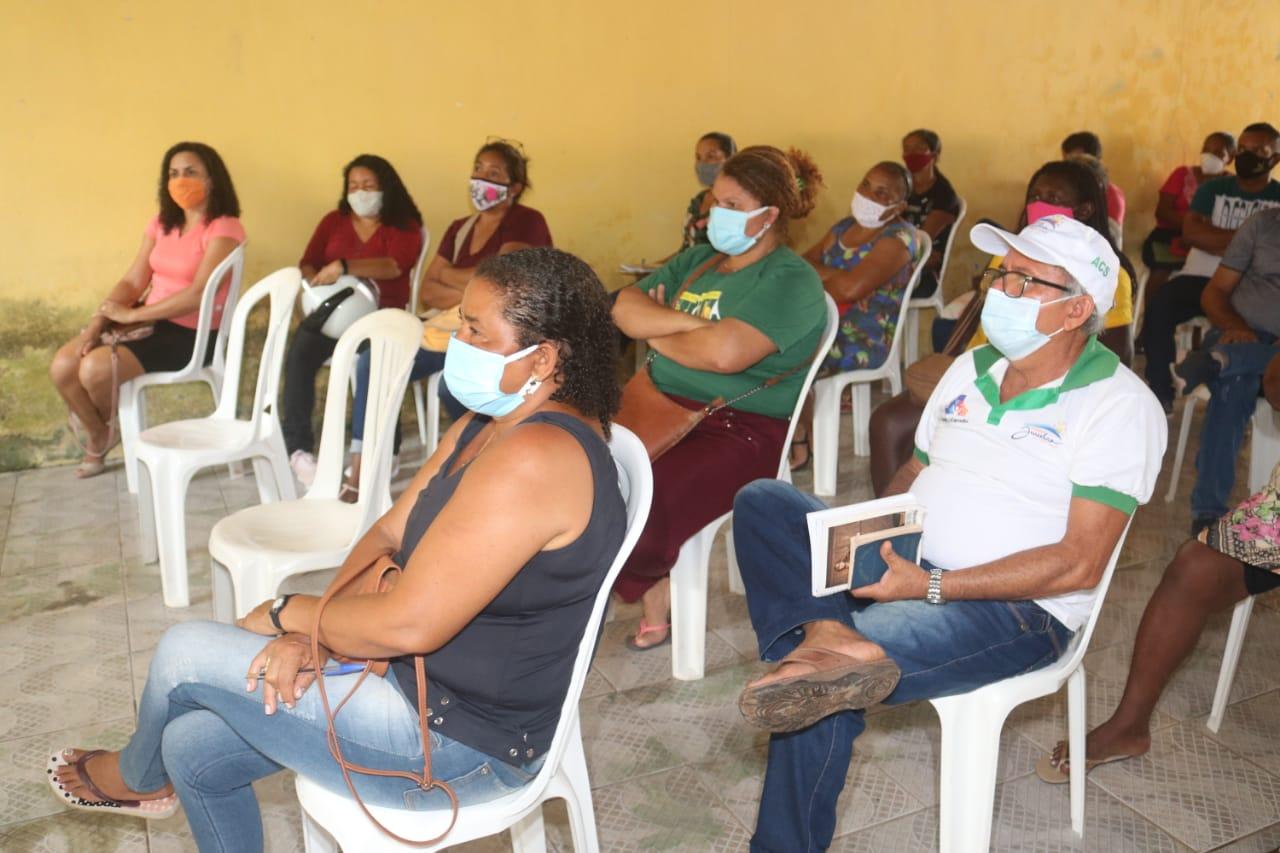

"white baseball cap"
[970, 215, 1120, 316]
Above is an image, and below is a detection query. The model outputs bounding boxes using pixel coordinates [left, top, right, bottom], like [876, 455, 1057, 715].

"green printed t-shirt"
[637, 244, 826, 418]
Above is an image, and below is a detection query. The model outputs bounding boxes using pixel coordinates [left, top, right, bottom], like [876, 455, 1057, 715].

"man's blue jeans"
[1192, 331, 1278, 519]
[732, 480, 1073, 853]
[118, 622, 540, 853]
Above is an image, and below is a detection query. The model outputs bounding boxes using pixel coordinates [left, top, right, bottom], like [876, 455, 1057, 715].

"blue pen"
[253, 661, 366, 681]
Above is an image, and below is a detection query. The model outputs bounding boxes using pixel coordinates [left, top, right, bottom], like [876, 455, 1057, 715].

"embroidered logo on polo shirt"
[942, 394, 969, 422]
[1011, 422, 1064, 446]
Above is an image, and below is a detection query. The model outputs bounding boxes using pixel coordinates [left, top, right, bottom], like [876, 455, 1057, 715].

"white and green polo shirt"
[911, 338, 1167, 630]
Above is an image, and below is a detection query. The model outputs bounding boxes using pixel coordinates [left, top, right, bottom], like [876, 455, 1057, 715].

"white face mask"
[347, 189, 383, 218]
[851, 192, 893, 228]
[1200, 152, 1227, 176]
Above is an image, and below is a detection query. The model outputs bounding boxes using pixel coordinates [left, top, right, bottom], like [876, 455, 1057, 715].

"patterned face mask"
[469, 178, 510, 211]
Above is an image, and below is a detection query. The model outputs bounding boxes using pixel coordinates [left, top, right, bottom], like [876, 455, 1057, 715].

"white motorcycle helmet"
[299, 275, 380, 339]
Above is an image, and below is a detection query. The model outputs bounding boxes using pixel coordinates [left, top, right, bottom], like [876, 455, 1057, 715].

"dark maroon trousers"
[613, 394, 788, 603]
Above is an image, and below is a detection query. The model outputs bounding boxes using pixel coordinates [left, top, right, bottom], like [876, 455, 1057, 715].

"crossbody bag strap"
[310, 558, 458, 846]
[451, 215, 480, 265]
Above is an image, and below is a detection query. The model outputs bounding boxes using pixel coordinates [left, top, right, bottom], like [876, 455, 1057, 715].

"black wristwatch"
[269, 594, 297, 633]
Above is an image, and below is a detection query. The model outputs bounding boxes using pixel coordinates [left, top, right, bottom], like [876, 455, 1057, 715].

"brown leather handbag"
[904, 292, 985, 406]
[309, 552, 458, 846]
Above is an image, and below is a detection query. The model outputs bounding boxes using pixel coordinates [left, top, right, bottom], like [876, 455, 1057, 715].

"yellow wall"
[1, 0, 1279, 467]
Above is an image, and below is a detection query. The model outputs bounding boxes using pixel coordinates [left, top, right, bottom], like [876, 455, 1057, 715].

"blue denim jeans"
[350, 347, 465, 452]
[1192, 330, 1278, 518]
[118, 621, 540, 853]
[732, 480, 1073, 853]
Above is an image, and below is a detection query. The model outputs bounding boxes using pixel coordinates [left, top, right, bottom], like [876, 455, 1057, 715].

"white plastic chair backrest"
[932, 198, 966, 301]
[885, 232, 932, 363]
[406, 225, 433, 313]
[1054, 519, 1132, 672]
[308, 310, 423, 525]
[490, 425, 653, 811]
[211, 267, 303, 433]
[1132, 266, 1149, 336]
[778, 294, 840, 479]
[183, 243, 247, 378]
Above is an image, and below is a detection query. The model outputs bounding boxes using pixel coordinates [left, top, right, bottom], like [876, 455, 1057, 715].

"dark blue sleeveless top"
[390, 412, 626, 766]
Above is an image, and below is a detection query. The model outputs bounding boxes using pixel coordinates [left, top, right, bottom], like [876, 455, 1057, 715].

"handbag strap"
[941, 292, 985, 357]
[452, 215, 480, 265]
[310, 557, 458, 846]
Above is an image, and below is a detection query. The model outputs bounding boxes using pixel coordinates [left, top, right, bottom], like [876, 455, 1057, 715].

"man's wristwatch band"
[926, 568, 946, 605]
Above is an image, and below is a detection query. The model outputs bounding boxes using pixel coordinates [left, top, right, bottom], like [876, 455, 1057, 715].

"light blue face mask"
[707, 205, 771, 256]
[979, 289, 1070, 360]
[442, 335, 540, 417]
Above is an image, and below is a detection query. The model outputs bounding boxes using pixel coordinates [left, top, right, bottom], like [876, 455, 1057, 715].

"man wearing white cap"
[729, 216, 1167, 852]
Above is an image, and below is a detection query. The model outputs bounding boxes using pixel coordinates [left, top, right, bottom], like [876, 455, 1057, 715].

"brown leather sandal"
[738, 647, 900, 732]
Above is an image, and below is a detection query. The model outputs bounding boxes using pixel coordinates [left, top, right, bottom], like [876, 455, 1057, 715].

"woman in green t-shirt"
[611, 145, 829, 650]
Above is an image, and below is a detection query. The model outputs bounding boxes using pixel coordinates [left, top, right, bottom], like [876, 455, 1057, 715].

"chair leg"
[934, 697, 1005, 853]
[851, 383, 872, 457]
[812, 380, 841, 496]
[558, 729, 601, 853]
[250, 456, 280, 504]
[266, 431, 298, 502]
[211, 559, 235, 624]
[904, 308, 920, 368]
[1208, 597, 1256, 733]
[413, 381, 429, 450]
[725, 527, 745, 596]
[1067, 667, 1087, 838]
[136, 461, 159, 566]
[232, 562, 280, 621]
[426, 373, 442, 457]
[300, 806, 339, 853]
[119, 384, 143, 495]
[151, 464, 195, 608]
[671, 524, 718, 681]
[1164, 395, 1199, 503]
[510, 807, 548, 853]
[887, 362, 902, 397]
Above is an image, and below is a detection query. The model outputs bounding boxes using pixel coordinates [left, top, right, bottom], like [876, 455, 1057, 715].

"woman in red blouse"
[341, 140, 553, 497]
[283, 155, 424, 485]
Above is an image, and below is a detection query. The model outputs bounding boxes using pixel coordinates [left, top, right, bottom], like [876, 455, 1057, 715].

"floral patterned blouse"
[1204, 461, 1280, 572]
[820, 217, 919, 372]
[681, 189, 712, 250]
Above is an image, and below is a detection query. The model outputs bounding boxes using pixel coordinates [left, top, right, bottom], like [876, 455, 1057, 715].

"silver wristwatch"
[926, 569, 946, 605]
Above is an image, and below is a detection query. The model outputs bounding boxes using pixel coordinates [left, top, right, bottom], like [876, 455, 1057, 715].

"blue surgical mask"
[980, 289, 1070, 360]
[442, 336, 540, 417]
[707, 206, 771, 256]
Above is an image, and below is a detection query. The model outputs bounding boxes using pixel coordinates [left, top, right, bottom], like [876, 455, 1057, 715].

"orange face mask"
[168, 177, 208, 210]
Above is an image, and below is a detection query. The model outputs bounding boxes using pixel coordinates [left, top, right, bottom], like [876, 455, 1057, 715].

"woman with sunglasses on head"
[282, 154, 424, 487]
[49, 141, 244, 479]
[341, 139, 552, 499]
[611, 145, 828, 650]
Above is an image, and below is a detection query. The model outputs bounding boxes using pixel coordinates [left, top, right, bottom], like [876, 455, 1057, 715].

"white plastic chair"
[133, 267, 301, 608]
[1164, 317, 1217, 503]
[1207, 398, 1280, 733]
[120, 244, 247, 494]
[208, 309, 423, 621]
[1131, 266, 1148, 339]
[399, 226, 450, 455]
[294, 426, 654, 853]
[903, 199, 966, 367]
[813, 233, 933, 497]
[669, 295, 840, 681]
[929, 521, 1131, 852]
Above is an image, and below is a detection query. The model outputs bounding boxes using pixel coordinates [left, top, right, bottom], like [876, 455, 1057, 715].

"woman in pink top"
[49, 142, 245, 478]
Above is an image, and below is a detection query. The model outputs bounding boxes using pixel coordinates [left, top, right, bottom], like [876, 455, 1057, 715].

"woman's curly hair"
[474, 248, 621, 435]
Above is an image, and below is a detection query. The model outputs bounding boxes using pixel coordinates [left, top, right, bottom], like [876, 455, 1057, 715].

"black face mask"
[1234, 149, 1276, 180]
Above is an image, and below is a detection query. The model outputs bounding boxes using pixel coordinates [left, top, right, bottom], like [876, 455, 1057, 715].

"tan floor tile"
[627, 662, 769, 767]
[0, 809, 149, 852]
[1090, 722, 1280, 850]
[1210, 821, 1280, 852]
[829, 805, 938, 852]
[0, 719, 134, 827]
[0, 561, 125, 622]
[0, 524, 122, 576]
[578, 691, 683, 788]
[588, 765, 752, 851]
[1203, 689, 1280, 778]
[591, 618, 748, 692]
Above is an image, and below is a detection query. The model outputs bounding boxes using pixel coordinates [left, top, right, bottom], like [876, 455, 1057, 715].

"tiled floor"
[2, 401, 1278, 852]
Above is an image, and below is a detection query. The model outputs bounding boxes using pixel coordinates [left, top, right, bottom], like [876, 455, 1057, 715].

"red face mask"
[1026, 200, 1076, 224]
[168, 177, 208, 210]
[903, 152, 934, 173]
